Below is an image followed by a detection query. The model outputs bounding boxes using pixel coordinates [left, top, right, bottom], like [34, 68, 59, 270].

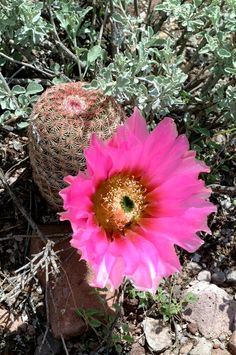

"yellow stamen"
[93, 174, 147, 236]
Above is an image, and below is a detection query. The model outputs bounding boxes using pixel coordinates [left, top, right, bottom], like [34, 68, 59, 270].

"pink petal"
[142, 117, 178, 162]
[136, 231, 181, 276]
[84, 134, 112, 184]
[108, 256, 125, 289]
[71, 226, 109, 264]
[90, 254, 114, 288]
[109, 237, 140, 274]
[126, 107, 149, 142]
[59, 175, 94, 209]
[145, 134, 190, 185]
[148, 177, 213, 217]
[108, 107, 148, 148]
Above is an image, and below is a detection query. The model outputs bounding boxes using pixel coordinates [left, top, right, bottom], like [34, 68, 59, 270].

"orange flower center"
[93, 174, 148, 236]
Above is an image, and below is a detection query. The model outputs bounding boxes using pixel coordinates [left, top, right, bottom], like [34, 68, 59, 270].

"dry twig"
[0, 168, 48, 244]
[0, 52, 55, 78]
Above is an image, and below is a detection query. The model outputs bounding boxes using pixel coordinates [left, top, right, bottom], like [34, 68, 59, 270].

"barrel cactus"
[28, 81, 126, 211]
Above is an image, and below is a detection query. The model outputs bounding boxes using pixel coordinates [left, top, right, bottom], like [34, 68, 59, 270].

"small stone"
[180, 336, 189, 345]
[0, 308, 23, 332]
[213, 339, 221, 349]
[225, 200, 232, 209]
[187, 322, 198, 335]
[226, 270, 236, 285]
[186, 262, 202, 275]
[192, 253, 201, 263]
[130, 342, 145, 355]
[138, 334, 145, 346]
[219, 333, 227, 342]
[220, 343, 225, 350]
[179, 341, 193, 355]
[189, 338, 213, 355]
[212, 272, 226, 286]
[197, 270, 211, 282]
[183, 281, 236, 338]
[211, 349, 231, 355]
[143, 317, 172, 352]
[229, 330, 236, 355]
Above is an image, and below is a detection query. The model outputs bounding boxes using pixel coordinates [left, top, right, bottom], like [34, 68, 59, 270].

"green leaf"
[52, 77, 69, 85]
[114, 344, 123, 353]
[112, 13, 126, 24]
[194, 127, 210, 136]
[26, 82, 44, 95]
[205, 34, 218, 51]
[87, 45, 104, 64]
[194, 0, 203, 7]
[12, 85, 26, 95]
[122, 335, 134, 343]
[225, 67, 236, 74]
[217, 48, 231, 58]
[89, 318, 102, 328]
[17, 121, 29, 129]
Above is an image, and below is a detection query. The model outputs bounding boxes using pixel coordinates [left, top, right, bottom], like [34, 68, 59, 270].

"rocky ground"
[0, 126, 235, 355]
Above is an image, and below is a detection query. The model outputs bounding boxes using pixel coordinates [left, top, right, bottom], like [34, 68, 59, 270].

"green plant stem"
[98, 0, 109, 45]
[200, 70, 223, 96]
[134, 0, 139, 17]
[47, 2, 84, 78]
[153, 11, 168, 32]
[109, 0, 119, 57]
[184, 63, 214, 91]
[146, 0, 153, 27]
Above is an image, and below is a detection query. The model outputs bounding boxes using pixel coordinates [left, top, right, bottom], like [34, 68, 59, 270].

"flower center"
[62, 95, 87, 114]
[93, 174, 147, 236]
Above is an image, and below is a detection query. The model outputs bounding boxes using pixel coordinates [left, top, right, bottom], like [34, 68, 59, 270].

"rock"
[187, 322, 198, 335]
[138, 334, 145, 346]
[211, 271, 226, 285]
[191, 253, 201, 263]
[162, 350, 175, 355]
[143, 317, 172, 353]
[220, 343, 226, 350]
[189, 338, 212, 355]
[0, 308, 23, 332]
[229, 330, 236, 355]
[179, 341, 193, 355]
[213, 339, 221, 349]
[130, 342, 145, 355]
[180, 336, 190, 345]
[186, 262, 202, 275]
[211, 349, 231, 355]
[197, 270, 211, 282]
[183, 281, 236, 338]
[226, 270, 236, 285]
[31, 224, 115, 339]
[219, 333, 227, 342]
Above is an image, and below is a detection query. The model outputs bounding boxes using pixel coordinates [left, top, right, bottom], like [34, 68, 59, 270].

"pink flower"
[59, 108, 216, 293]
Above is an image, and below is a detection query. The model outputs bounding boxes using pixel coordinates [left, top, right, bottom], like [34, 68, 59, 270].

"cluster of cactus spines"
[28, 81, 126, 211]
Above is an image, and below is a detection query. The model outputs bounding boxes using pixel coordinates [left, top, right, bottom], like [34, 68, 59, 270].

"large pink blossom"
[59, 108, 216, 293]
